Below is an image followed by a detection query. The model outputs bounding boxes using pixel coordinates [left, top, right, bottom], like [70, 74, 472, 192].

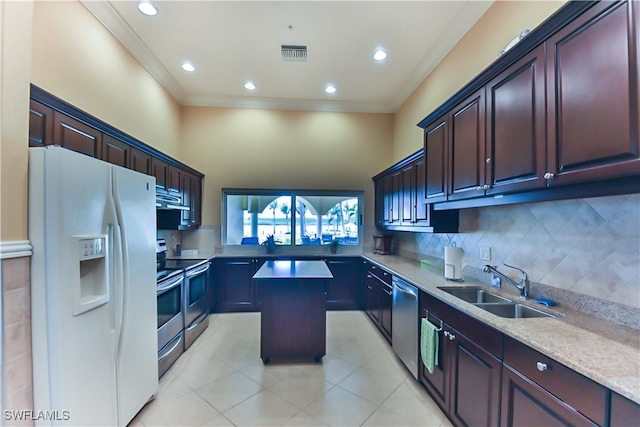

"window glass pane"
[223, 190, 361, 247]
[295, 196, 359, 246]
[225, 194, 292, 245]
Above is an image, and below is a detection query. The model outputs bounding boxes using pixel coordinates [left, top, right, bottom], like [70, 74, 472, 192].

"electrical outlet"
[480, 246, 492, 261]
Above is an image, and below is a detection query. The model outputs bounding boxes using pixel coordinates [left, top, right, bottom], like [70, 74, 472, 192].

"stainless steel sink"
[438, 287, 512, 304]
[474, 303, 556, 319]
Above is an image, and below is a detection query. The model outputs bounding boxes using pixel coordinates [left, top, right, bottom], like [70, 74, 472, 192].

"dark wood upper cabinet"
[152, 157, 168, 191]
[168, 166, 182, 194]
[53, 112, 102, 158]
[486, 45, 546, 195]
[181, 171, 193, 225]
[414, 157, 430, 225]
[423, 117, 448, 203]
[29, 100, 54, 147]
[130, 147, 152, 176]
[400, 164, 414, 226]
[191, 175, 202, 226]
[102, 135, 130, 168]
[546, 0, 640, 186]
[390, 171, 402, 223]
[448, 88, 486, 201]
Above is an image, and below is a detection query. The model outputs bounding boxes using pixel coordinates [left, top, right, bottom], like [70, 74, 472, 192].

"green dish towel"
[421, 318, 439, 374]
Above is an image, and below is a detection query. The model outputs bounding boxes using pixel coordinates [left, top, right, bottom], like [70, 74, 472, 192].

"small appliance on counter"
[444, 243, 465, 281]
[373, 235, 393, 255]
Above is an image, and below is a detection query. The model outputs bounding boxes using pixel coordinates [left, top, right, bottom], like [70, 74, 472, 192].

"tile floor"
[131, 311, 451, 427]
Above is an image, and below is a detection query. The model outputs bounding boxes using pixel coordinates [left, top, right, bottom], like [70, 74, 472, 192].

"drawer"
[503, 336, 607, 426]
[421, 290, 503, 358]
[368, 263, 392, 286]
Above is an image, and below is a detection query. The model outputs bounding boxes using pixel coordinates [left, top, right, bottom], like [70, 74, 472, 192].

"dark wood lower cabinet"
[325, 258, 362, 310]
[419, 291, 501, 427]
[449, 327, 502, 427]
[214, 258, 263, 312]
[610, 392, 640, 427]
[364, 262, 392, 343]
[501, 365, 597, 427]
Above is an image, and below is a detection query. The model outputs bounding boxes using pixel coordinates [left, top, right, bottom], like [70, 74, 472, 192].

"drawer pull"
[536, 361, 548, 372]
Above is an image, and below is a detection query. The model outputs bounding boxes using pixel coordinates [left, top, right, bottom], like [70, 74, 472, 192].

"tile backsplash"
[392, 194, 640, 310]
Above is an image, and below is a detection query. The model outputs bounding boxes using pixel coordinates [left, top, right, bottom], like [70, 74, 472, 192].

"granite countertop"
[253, 260, 333, 279]
[362, 254, 640, 405]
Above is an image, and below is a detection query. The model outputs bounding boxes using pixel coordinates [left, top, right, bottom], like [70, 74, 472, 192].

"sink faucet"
[482, 264, 529, 299]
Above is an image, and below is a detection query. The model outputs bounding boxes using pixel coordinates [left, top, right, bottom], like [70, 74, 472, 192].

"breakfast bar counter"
[253, 260, 333, 363]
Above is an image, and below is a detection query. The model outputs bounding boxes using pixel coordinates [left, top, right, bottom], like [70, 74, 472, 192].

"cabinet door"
[191, 175, 202, 226]
[501, 365, 597, 427]
[423, 116, 448, 203]
[216, 259, 256, 312]
[486, 45, 546, 195]
[546, 1, 640, 186]
[152, 158, 169, 192]
[102, 135, 131, 168]
[130, 148, 152, 175]
[381, 175, 392, 224]
[379, 282, 393, 341]
[414, 158, 430, 225]
[374, 178, 385, 227]
[448, 325, 501, 427]
[419, 309, 448, 412]
[610, 392, 640, 427]
[53, 112, 102, 158]
[168, 166, 182, 194]
[29, 100, 54, 147]
[449, 89, 486, 201]
[325, 259, 359, 310]
[181, 171, 193, 225]
[365, 273, 380, 323]
[390, 171, 402, 223]
[400, 164, 414, 225]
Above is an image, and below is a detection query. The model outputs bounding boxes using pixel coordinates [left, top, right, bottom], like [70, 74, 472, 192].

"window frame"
[221, 188, 364, 250]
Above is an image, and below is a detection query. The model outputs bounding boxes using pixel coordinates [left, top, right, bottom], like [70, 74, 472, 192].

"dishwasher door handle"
[394, 281, 417, 297]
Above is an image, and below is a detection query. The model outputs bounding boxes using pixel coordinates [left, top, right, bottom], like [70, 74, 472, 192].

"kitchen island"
[253, 260, 333, 363]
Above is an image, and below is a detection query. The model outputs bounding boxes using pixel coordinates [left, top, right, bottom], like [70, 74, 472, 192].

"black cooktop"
[165, 258, 209, 271]
[156, 268, 183, 282]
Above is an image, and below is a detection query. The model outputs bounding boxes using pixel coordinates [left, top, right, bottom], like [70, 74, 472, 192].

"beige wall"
[180, 106, 394, 227]
[30, 1, 182, 160]
[1, 0, 34, 242]
[392, 0, 566, 162]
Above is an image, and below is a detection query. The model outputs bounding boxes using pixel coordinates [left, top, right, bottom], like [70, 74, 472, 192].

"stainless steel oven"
[157, 270, 184, 377]
[183, 260, 210, 349]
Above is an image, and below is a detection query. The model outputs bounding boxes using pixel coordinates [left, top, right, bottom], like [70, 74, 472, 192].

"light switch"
[480, 246, 491, 261]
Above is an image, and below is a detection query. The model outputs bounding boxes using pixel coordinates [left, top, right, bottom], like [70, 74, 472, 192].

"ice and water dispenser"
[72, 235, 109, 316]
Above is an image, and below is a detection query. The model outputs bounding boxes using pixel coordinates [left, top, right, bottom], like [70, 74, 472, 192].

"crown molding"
[81, 1, 186, 103]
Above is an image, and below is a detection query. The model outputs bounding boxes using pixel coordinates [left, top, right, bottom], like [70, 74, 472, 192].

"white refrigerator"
[29, 146, 158, 426]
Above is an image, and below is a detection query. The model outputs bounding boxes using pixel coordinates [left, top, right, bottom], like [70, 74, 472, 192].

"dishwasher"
[392, 276, 419, 378]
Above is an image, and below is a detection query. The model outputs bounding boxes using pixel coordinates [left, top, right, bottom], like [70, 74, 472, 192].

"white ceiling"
[83, 1, 493, 113]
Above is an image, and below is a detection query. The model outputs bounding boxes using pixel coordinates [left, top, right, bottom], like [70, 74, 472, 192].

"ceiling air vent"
[281, 44, 308, 62]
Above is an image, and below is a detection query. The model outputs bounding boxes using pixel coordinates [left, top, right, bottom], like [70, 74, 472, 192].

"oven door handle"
[158, 333, 183, 361]
[157, 275, 184, 293]
[186, 262, 210, 278]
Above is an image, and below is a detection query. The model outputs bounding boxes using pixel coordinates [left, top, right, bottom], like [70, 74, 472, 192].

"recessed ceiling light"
[137, 1, 157, 16]
[244, 81, 256, 90]
[181, 62, 196, 72]
[373, 49, 388, 62]
[325, 84, 337, 94]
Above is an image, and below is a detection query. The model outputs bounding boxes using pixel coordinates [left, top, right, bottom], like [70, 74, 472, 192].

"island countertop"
[253, 260, 334, 280]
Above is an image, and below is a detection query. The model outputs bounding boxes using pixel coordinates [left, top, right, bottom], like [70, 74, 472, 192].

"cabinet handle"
[536, 361, 548, 372]
[367, 274, 372, 278]
[476, 186, 483, 191]
[443, 331, 449, 338]
[483, 184, 490, 190]
[449, 333, 456, 341]
[544, 173, 555, 180]
[486, 158, 491, 164]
